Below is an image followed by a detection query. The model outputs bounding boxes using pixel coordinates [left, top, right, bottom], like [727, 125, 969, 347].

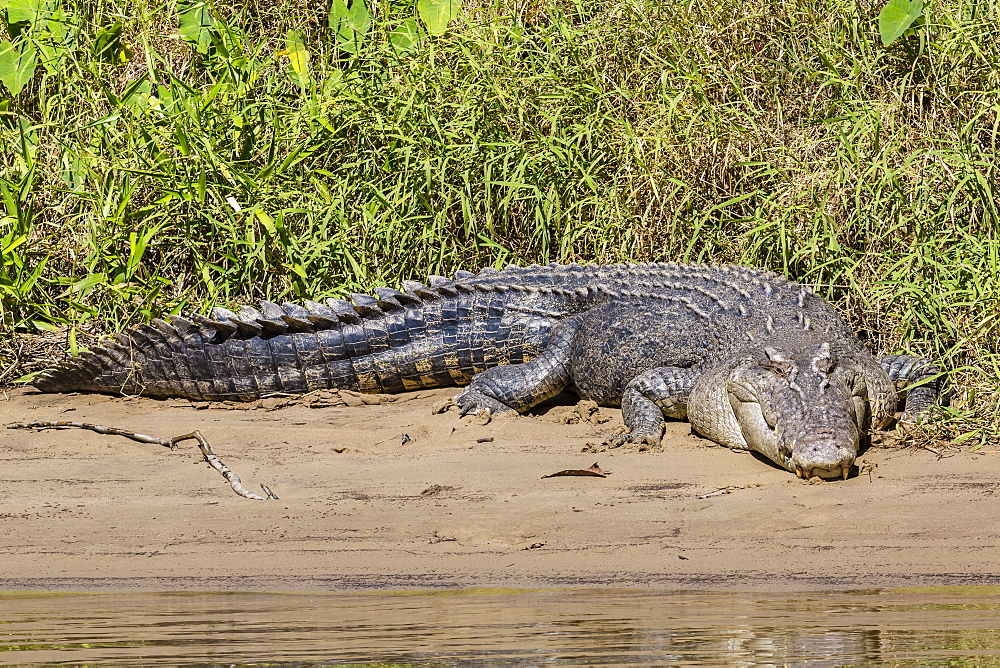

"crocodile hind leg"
[453, 319, 581, 416]
[605, 366, 701, 448]
[878, 354, 948, 421]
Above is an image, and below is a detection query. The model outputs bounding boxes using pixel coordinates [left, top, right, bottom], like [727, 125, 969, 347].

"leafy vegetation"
[878, 0, 924, 46]
[1, 0, 998, 444]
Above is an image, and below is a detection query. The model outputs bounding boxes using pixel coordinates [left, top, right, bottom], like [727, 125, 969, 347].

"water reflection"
[2, 587, 1000, 664]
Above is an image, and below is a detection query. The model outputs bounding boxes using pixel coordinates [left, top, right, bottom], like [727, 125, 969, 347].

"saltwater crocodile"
[33, 262, 945, 480]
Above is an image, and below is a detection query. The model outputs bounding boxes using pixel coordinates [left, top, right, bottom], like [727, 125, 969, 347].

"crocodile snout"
[790, 441, 856, 480]
[785, 413, 860, 480]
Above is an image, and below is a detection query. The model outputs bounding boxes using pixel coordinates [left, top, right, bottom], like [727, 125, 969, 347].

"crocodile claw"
[453, 389, 516, 417]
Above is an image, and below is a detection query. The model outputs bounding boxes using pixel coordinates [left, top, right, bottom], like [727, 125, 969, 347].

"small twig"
[696, 483, 761, 499]
[918, 443, 953, 460]
[8, 421, 277, 501]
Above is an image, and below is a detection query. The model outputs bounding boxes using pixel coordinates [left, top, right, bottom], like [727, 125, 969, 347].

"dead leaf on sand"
[541, 462, 609, 479]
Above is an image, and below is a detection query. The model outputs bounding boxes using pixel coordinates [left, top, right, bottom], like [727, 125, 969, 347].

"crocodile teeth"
[842, 468, 849, 480]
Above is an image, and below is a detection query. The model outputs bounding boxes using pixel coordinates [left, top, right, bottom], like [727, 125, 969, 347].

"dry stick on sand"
[7, 421, 278, 501]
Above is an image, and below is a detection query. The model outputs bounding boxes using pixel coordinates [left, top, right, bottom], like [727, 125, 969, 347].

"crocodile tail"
[31, 292, 445, 401]
[31, 269, 573, 401]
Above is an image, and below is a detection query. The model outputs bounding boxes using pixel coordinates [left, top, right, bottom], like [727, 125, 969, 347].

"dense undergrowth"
[1, 0, 998, 443]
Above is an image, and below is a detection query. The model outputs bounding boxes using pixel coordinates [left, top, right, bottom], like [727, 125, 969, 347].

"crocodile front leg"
[454, 319, 580, 416]
[605, 366, 700, 448]
[878, 354, 948, 421]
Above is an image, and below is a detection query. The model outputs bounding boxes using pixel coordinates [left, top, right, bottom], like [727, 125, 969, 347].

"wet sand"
[1, 387, 997, 591]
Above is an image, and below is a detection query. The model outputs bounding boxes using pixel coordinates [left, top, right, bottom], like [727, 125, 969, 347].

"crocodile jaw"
[728, 395, 857, 480]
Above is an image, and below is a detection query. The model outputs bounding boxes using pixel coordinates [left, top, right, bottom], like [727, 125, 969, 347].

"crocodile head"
[690, 340, 874, 480]
[727, 341, 871, 479]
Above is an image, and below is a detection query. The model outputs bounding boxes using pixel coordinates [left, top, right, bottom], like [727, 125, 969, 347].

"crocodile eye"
[772, 364, 791, 378]
[759, 360, 793, 378]
[757, 347, 794, 378]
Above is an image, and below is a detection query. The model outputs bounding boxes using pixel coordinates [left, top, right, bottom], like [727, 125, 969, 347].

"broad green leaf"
[45, 6, 69, 41]
[1, 231, 25, 254]
[327, 0, 349, 32]
[390, 17, 419, 54]
[878, 0, 923, 46]
[32, 7, 76, 74]
[0, 40, 36, 96]
[177, 0, 215, 54]
[93, 22, 132, 64]
[348, 0, 371, 38]
[5, 0, 44, 26]
[281, 29, 310, 88]
[328, 0, 370, 53]
[417, 0, 463, 36]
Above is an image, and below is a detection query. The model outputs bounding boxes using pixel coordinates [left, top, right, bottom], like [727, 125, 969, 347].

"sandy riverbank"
[1, 386, 997, 591]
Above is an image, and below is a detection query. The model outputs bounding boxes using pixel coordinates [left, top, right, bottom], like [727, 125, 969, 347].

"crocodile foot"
[453, 388, 517, 417]
[603, 428, 664, 451]
[897, 410, 928, 426]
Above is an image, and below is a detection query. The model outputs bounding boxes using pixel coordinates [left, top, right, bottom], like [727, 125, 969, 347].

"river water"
[3, 586, 1000, 665]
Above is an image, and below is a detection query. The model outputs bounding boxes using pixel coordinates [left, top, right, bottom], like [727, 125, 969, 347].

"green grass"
[1, 0, 998, 443]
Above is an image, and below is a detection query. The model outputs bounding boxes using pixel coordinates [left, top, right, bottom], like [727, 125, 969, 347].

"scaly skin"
[33, 262, 947, 479]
